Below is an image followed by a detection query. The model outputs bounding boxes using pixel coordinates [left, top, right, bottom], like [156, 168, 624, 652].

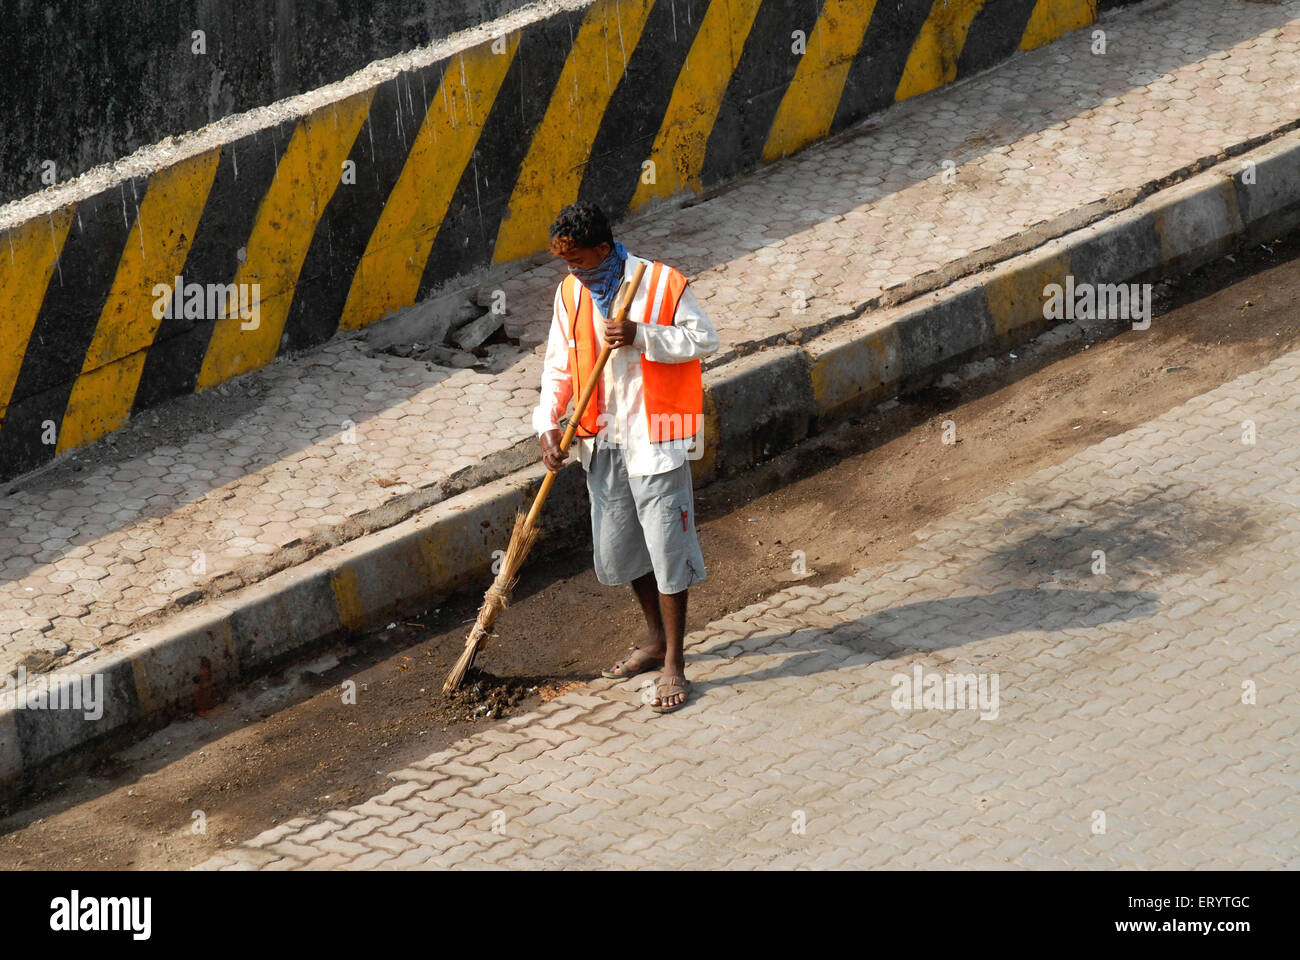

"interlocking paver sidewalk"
[198, 349, 1300, 870]
[5, 0, 1300, 674]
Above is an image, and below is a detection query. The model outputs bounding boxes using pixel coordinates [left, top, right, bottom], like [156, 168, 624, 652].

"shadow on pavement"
[698, 586, 1161, 692]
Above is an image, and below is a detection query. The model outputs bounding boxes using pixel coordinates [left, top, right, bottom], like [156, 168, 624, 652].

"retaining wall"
[0, 0, 538, 206]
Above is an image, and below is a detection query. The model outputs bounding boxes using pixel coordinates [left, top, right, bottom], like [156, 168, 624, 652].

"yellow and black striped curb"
[0, 0, 1141, 482]
[4, 126, 1298, 805]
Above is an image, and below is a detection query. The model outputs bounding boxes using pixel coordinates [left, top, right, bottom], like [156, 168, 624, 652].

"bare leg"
[630, 571, 667, 653]
[603, 571, 666, 677]
[652, 587, 688, 708]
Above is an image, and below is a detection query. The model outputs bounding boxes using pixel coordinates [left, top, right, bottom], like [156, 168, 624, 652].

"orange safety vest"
[560, 260, 703, 442]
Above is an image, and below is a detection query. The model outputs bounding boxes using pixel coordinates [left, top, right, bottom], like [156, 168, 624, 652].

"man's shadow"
[690, 587, 1161, 691]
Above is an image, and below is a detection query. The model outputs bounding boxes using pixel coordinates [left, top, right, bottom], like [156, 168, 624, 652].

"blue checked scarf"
[570, 240, 629, 319]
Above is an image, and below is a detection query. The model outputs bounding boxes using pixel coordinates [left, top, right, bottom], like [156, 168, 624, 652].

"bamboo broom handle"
[522, 261, 648, 530]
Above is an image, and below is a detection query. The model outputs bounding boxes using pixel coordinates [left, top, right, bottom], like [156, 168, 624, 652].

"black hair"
[548, 200, 614, 251]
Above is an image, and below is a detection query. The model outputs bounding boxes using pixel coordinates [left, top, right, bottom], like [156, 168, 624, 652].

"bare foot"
[650, 667, 689, 711]
[602, 644, 666, 678]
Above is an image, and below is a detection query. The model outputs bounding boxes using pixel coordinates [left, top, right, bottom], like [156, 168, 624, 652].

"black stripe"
[956, 0, 1040, 79]
[578, 0, 709, 223]
[829, 0, 936, 135]
[418, 7, 586, 293]
[699, 0, 826, 189]
[0, 183, 138, 480]
[131, 122, 292, 412]
[281, 69, 433, 351]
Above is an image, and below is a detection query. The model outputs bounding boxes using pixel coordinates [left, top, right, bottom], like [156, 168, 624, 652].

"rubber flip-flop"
[601, 649, 665, 679]
[650, 675, 691, 714]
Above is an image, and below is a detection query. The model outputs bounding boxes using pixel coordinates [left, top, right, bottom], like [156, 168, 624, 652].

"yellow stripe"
[1020, 0, 1097, 50]
[984, 249, 1071, 340]
[59, 150, 220, 451]
[0, 210, 74, 421]
[494, 0, 655, 263]
[340, 39, 518, 331]
[762, 0, 880, 163]
[629, 0, 764, 211]
[330, 566, 366, 631]
[197, 90, 373, 389]
[895, 0, 987, 102]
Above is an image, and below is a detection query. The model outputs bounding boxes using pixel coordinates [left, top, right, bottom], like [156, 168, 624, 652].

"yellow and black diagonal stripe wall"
[0, 0, 1140, 480]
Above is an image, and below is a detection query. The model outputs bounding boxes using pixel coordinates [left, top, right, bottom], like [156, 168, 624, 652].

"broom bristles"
[441, 511, 541, 693]
[498, 511, 540, 580]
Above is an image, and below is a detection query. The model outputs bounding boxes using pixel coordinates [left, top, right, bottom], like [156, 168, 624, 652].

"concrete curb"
[5, 127, 1300, 805]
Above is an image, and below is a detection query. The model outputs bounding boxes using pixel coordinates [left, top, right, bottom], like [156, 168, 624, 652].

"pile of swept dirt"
[440, 669, 538, 722]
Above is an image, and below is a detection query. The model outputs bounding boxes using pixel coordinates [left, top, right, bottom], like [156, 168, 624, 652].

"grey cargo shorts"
[585, 442, 706, 595]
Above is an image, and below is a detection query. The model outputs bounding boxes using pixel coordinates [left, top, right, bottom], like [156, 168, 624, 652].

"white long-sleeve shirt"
[531, 252, 720, 477]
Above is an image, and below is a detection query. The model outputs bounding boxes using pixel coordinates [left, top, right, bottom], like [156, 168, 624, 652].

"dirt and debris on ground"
[439, 669, 552, 721]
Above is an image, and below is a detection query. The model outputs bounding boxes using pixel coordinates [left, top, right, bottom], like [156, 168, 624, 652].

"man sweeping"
[533, 201, 719, 713]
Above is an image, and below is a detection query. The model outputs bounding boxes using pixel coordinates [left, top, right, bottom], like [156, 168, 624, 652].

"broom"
[442, 261, 648, 693]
